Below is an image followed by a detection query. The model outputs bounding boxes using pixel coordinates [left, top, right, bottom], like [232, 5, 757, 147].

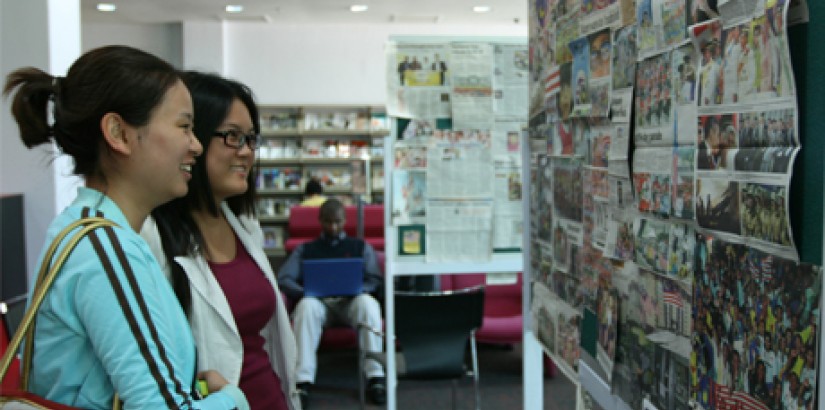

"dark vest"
[302, 237, 365, 260]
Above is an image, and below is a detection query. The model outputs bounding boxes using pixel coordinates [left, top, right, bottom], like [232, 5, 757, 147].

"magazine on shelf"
[260, 139, 284, 159]
[304, 112, 362, 130]
[323, 140, 338, 157]
[371, 166, 384, 190]
[307, 167, 352, 188]
[370, 137, 385, 158]
[351, 140, 369, 158]
[262, 226, 285, 250]
[303, 139, 323, 158]
[258, 198, 299, 217]
[282, 168, 302, 189]
[258, 168, 281, 189]
[338, 140, 351, 158]
[370, 112, 389, 130]
[265, 113, 298, 130]
[258, 167, 302, 190]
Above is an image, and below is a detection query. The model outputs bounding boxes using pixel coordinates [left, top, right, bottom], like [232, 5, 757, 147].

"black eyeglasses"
[213, 129, 261, 150]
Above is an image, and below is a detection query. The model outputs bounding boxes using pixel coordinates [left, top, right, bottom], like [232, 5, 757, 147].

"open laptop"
[302, 258, 364, 298]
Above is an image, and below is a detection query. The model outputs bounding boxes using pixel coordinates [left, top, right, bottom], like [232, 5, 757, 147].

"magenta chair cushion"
[475, 315, 524, 344]
[319, 327, 359, 349]
[285, 205, 385, 252]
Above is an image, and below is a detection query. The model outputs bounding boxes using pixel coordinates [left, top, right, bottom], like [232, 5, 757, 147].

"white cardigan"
[141, 203, 300, 410]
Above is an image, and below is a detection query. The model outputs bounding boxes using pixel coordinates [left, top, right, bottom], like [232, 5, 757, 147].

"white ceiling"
[80, 0, 528, 26]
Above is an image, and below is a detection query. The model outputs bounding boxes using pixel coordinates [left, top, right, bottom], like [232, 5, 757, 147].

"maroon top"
[209, 236, 289, 410]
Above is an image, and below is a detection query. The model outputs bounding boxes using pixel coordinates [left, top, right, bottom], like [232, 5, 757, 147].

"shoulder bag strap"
[0, 216, 116, 383]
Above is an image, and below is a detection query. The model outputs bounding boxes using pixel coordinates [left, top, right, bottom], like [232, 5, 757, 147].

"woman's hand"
[197, 370, 229, 393]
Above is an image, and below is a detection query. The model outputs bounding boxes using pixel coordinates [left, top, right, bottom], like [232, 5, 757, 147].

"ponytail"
[3, 67, 56, 148]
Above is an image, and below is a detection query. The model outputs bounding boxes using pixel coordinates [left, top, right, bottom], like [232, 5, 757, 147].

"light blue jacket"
[28, 187, 248, 410]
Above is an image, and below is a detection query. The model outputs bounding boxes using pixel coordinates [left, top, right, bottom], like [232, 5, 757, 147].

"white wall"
[182, 21, 225, 73]
[1, 0, 80, 281]
[227, 23, 526, 104]
[82, 21, 526, 104]
[82, 22, 183, 67]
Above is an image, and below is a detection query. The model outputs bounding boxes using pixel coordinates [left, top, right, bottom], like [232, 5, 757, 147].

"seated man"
[278, 198, 385, 408]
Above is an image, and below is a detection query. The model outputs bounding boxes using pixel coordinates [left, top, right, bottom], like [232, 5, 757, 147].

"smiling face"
[131, 80, 201, 207]
[205, 98, 255, 203]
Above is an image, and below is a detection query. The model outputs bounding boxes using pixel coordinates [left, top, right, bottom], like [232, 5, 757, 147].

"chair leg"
[358, 340, 366, 410]
[451, 379, 458, 410]
[470, 334, 480, 410]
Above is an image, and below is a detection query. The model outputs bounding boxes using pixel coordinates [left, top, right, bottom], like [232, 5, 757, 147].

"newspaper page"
[579, 0, 623, 35]
[692, 234, 821, 410]
[425, 132, 493, 198]
[449, 43, 495, 130]
[689, 0, 800, 260]
[532, 282, 583, 383]
[391, 141, 428, 224]
[425, 199, 493, 262]
[492, 121, 524, 163]
[492, 44, 530, 121]
[391, 169, 426, 225]
[493, 159, 524, 250]
[385, 42, 452, 119]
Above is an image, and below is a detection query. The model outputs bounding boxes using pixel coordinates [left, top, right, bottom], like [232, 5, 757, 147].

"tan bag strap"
[0, 217, 119, 408]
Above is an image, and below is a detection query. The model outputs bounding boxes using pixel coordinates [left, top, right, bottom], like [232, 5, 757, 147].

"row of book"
[264, 112, 389, 131]
[256, 167, 385, 191]
[258, 139, 385, 160]
[257, 197, 299, 217]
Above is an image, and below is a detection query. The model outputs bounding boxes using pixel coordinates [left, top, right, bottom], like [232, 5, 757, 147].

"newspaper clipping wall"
[527, 0, 820, 409]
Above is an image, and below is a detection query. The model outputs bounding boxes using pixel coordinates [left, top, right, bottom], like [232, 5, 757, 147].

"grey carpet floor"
[305, 343, 578, 410]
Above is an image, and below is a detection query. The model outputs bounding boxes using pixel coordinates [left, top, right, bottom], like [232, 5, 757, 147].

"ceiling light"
[225, 5, 244, 13]
[96, 3, 117, 12]
[350, 5, 369, 12]
[473, 5, 492, 13]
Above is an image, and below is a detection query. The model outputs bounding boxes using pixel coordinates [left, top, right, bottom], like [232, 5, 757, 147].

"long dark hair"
[3, 45, 180, 178]
[151, 71, 260, 315]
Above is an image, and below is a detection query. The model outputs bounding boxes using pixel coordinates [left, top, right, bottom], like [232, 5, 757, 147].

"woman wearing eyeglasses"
[141, 71, 300, 410]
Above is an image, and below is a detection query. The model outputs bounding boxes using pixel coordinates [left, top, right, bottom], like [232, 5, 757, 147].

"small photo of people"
[739, 183, 791, 246]
[694, 20, 723, 106]
[553, 158, 584, 221]
[697, 113, 738, 171]
[634, 217, 671, 273]
[589, 29, 611, 79]
[735, 109, 798, 173]
[695, 179, 741, 235]
[612, 25, 637, 90]
[692, 234, 821, 410]
[672, 44, 697, 105]
[634, 172, 672, 218]
[634, 53, 673, 129]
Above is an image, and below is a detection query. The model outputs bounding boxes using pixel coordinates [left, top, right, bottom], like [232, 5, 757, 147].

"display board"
[382, 36, 538, 410]
[525, 1, 823, 410]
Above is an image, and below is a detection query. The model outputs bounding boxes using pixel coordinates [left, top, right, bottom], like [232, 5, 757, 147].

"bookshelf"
[255, 105, 390, 256]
